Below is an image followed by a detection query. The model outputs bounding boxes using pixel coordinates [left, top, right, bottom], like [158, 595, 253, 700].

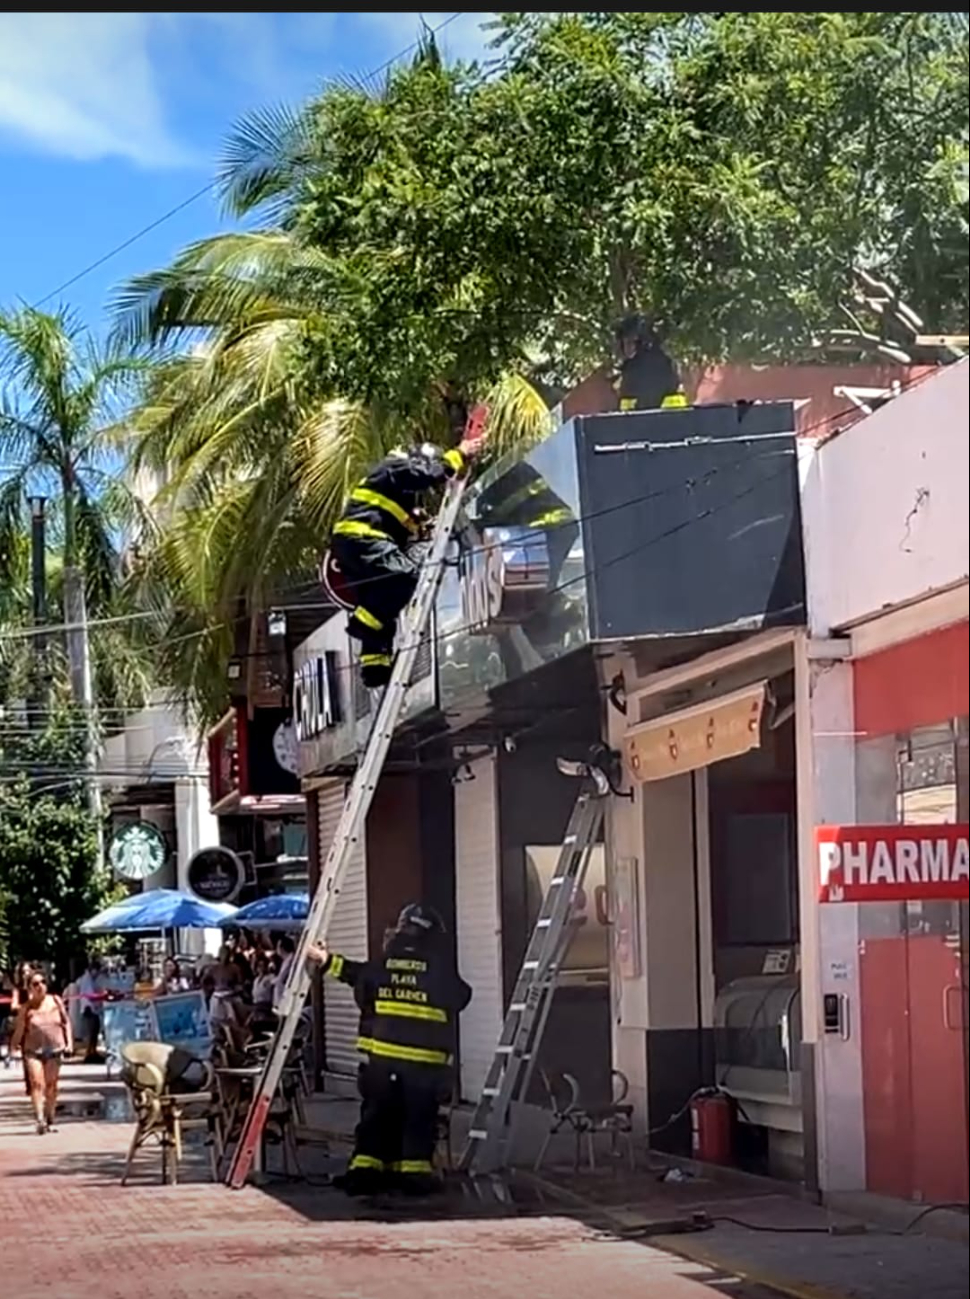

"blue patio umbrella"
[81, 888, 238, 934]
[219, 893, 309, 932]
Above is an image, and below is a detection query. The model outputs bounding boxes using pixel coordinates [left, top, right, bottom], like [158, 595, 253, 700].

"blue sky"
[0, 12, 494, 335]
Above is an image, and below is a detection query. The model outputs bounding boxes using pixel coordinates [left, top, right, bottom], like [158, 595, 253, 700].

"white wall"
[100, 695, 220, 953]
[454, 754, 504, 1102]
[800, 359, 969, 634]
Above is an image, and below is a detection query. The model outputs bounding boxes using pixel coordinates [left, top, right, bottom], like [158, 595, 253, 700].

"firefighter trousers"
[330, 536, 420, 687]
[343, 1059, 444, 1195]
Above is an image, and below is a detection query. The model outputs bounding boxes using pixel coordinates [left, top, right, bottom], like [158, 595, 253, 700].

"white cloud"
[0, 12, 498, 170]
[0, 14, 198, 168]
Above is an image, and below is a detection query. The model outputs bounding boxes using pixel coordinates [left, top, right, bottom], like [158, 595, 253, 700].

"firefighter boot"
[359, 628, 394, 688]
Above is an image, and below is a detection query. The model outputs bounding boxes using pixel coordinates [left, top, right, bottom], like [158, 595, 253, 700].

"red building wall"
[853, 621, 969, 1204]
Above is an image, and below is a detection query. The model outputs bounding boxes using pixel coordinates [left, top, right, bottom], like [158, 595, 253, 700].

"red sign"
[816, 824, 969, 903]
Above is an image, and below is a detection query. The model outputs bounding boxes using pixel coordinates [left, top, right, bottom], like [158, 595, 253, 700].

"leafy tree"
[0, 306, 154, 718]
[0, 716, 122, 978]
[114, 13, 968, 720]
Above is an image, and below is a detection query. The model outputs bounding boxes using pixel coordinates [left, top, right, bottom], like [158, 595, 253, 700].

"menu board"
[102, 998, 158, 1074]
[153, 991, 211, 1061]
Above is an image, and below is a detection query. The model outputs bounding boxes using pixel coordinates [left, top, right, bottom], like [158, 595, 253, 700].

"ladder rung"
[460, 783, 604, 1177]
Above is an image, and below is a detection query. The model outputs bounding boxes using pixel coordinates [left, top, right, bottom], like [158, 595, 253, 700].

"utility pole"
[29, 495, 48, 730]
[63, 564, 104, 865]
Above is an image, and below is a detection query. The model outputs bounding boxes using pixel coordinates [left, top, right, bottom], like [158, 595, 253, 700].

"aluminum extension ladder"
[225, 472, 469, 1189]
[460, 761, 609, 1175]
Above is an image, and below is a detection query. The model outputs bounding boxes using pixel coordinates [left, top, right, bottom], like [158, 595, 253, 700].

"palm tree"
[0, 305, 153, 805]
[112, 37, 552, 723]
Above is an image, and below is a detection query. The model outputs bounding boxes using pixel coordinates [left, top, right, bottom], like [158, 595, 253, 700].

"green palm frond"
[483, 372, 554, 457]
[218, 103, 320, 220]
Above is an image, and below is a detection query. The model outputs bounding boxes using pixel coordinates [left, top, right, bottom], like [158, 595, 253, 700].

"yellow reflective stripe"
[353, 606, 383, 631]
[661, 391, 688, 408]
[356, 1036, 451, 1067]
[392, 1160, 434, 1175]
[333, 520, 391, 541]
[350, 487, 417, 533]
[374, 1000, 448, 1024]
[619, 396, 637, 411]
[443, 448, 464, 474]
[360, 653, 392, 667]
[328, 954, 345, 979]
[349, 1154, 386, 1172]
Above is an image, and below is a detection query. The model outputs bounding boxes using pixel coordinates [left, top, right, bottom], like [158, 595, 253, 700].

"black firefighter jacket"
[323, 937, 472, 1069]
[333, 446, 467, 549]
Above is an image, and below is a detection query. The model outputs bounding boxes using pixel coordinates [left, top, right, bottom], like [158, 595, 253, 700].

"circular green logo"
[109, 822, 167, 881]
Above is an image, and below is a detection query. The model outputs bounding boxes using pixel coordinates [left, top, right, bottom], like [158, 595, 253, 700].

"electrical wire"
[28, 13, 465, 310]
[0, 447, 804, 780]
[1, 339, 942, 650]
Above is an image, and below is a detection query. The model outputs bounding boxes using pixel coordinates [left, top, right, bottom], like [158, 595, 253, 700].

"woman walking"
[9, 961, 35, 1095]
[10, 969, 73, 1134]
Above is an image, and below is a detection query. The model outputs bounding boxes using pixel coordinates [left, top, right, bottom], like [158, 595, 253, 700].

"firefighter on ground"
[614, 313, 688, 411]
[328, 434, 484, 689]
[306, 903, 472, 1197]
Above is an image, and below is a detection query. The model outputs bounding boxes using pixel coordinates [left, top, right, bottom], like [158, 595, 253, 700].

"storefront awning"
[624, 681, 767, 782]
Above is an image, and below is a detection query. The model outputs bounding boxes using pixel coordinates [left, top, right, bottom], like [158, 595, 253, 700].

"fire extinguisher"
[689, 1089, 735, 1165]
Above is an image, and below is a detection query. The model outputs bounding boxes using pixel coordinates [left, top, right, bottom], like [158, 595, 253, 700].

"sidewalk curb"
[520, 1171, 852, 1299]
[651, 1232, 850, 1299]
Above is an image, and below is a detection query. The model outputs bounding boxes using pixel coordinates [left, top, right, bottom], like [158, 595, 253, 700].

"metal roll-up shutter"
[317, 779, 369, 1076]
[455, 753, 503, 1101]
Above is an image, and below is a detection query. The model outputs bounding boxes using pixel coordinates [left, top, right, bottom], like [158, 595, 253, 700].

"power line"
[29, 13, 466, 310]
[0, 365, 939, 647]
[1, 442, 804, 779]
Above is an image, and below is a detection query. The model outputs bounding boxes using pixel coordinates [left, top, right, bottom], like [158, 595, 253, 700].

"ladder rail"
[225, 475, 468, 1190]
[460, 786, 606, 1174]
[502, 802, 604, 1165]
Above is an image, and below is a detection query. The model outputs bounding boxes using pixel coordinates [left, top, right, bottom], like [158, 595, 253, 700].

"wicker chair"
[119, 1041, 222, 1185]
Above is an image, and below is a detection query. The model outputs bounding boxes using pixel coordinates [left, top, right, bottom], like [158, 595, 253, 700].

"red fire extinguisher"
[690, 1090, 735, 1165]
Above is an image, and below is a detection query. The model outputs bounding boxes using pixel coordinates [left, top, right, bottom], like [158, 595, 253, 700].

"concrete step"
[56, 1092, 105, 1118]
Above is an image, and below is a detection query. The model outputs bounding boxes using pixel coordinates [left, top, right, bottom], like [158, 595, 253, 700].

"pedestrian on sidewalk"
[76, 956, 108, 1063]
[9, 961, 35, 1094]
[9, 970, 73, 1134]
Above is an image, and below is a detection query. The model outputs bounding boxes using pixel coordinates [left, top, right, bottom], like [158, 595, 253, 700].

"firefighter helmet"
[614, 312, 660, 349]
[396, 903, 446, 937]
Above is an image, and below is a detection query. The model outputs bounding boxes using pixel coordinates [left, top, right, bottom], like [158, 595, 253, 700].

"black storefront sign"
[186, 846, 245, 904]
[293, 651, 341, 741]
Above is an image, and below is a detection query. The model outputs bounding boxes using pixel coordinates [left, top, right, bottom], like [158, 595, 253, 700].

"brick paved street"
[2, 1063, 967, 1299]
[0, 1064, 790, 1299]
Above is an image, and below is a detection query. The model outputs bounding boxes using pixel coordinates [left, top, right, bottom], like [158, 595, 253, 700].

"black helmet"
[396, 903, 446, 938]
[614, 312, 660, 348]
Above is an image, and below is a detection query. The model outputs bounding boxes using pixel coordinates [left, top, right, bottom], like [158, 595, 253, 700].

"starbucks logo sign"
[109, 822, 167, 881]
[186, 846, 244, 904]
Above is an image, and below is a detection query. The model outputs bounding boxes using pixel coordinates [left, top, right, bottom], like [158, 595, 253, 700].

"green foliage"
[113, 13, 968, 720]
[0, 305, 156, 716]
[0, 716, 121, 977]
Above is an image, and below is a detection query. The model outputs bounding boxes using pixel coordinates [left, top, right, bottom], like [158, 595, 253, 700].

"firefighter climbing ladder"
[225, 472, 469, 1190]
[460, 762, 609, 1175]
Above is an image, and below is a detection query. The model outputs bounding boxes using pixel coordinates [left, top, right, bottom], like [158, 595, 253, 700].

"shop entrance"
[707, 675, 802, 1179]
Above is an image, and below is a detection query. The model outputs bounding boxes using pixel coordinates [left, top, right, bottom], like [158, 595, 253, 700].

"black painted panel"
[575, 404, 806, 641]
